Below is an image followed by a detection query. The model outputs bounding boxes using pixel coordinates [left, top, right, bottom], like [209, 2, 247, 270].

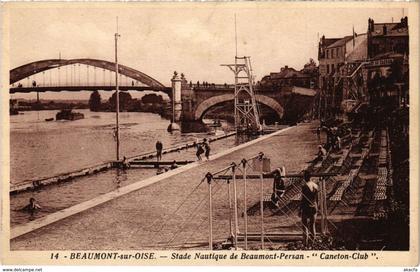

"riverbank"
[11, 122, 319, 249]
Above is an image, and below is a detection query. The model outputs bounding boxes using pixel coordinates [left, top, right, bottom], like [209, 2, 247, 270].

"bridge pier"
[171, 71, 182, 122]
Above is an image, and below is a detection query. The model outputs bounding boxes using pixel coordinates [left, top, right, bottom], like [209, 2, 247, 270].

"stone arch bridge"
[174, 75, 316, 124]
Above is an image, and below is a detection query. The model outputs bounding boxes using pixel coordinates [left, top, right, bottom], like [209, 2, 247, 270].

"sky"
[6, 3, 407, 100]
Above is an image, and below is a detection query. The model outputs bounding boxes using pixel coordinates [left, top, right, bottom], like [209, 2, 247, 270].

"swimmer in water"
[21, 197, 41, 216]
[170, 160, 178, 170]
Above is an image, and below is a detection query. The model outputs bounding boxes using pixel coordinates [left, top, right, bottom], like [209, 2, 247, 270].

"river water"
[10, 110, 242, 226]
[10, 109, 232, 184]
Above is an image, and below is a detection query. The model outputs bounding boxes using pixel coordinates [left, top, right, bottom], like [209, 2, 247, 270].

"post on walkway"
[114, 22, 121, 161]
[232, 162, 239, 250]
[227, 179, 233, 239]
[260, 173, 265, 249]
[319, 177, 328, 235]
[241, 158, 248, 250]
[206, 172, 213, 250]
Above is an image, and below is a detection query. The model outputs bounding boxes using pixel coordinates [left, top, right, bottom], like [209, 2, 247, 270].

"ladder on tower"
[222, 56, 261, 134]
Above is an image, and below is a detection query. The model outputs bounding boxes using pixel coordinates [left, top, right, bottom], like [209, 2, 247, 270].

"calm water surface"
[10, 110, 242, 226]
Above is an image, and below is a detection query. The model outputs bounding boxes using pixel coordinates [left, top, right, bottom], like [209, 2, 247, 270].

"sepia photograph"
[1, 1, 419, 267]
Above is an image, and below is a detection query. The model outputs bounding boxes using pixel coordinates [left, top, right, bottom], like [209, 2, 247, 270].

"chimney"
[369, 18, 375, 32]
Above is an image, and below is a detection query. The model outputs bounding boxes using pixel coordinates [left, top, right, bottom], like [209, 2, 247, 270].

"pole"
[232, 163, 239, 249]
[207, 175, 213, 250]
[172, 84, 175, 124]
[260, 173, 264, 249]
[319, 177, 327, 235]
[322, 177, 328, 235]
[234, 14, 238, 58]
[227, 179, 233, 239]
[115, 20, 121, 161]
[242, 159, 248, 250]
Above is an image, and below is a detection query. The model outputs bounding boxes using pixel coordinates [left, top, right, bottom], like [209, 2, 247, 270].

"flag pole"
[115, 17, 121, 161]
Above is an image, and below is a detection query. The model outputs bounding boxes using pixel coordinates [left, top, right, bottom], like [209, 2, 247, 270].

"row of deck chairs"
[256, 123, 364, 215]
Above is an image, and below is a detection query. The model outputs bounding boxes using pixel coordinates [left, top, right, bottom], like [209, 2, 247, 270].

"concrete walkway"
[11, 122, 319, 250]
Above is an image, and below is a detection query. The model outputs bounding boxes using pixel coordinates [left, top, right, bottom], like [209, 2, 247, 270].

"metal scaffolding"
[222, 56, 261, 134]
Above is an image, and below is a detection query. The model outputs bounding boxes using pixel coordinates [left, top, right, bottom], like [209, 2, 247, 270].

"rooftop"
[270, 67, 310, 79]
[327, 36, 354, 48]
[371, 23, 408, 37]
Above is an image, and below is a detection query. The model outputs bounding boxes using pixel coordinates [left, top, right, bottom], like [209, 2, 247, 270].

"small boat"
[208, 119, 222, 128]
[56, 109, 84, 121]
[208, 127, 225, 136]
[10, 108, 19, 115]
[45, 118, 54, 122]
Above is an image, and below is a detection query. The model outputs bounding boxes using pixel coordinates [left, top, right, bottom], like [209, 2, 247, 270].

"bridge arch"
[194, 94, 284, 120]
[10, 58, 166, 89]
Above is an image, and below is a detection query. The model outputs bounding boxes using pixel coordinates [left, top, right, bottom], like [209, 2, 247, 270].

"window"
[326, 50, 329, 59]
[327, 64, 330, 74]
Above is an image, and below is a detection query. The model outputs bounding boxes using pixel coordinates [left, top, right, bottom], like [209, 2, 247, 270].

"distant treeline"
[89, 91, 169, 115]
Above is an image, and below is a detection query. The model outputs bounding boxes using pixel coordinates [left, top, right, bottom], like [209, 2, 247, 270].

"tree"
[89, 90, 101, 112]
[109, 91, 133, 111]
[302, 58, 318, 74]
[141, 94, 163, 104]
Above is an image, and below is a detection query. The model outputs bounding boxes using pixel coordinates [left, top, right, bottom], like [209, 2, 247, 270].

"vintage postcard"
[0, 1, 419, 267]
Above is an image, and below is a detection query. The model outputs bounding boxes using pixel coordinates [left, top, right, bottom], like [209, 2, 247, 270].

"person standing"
[300, 170, 319, 247]
[203, 138, 211, 160]
[196, 142, 204, 161]
[156, 141, 163, 162]
[316, 126, 321, 143]
[271, 167, 286, 207]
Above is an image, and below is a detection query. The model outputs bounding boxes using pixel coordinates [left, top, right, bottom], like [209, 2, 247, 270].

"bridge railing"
[191, 83, 235, 91]
[191, 83, 278, 93]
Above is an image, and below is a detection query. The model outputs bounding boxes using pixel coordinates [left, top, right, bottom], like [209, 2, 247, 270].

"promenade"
[11, 122, 320, 250]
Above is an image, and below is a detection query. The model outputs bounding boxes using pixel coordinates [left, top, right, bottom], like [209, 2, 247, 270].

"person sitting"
[121, 156, 130, 169]
[307, 145, 327, 165]
[156, 168, 164, 175]
[21, 197, 41, 216]
[170, 160, 178, 170]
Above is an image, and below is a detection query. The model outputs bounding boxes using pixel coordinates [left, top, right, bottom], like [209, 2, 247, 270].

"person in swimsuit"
[196, 143, 204, 161]
[156, 141, 163, 162]
[271, 167, 286, 207]
[203, 138, 211, 160]
[300, 170, 319, 247]
[21, 197, 41, 216]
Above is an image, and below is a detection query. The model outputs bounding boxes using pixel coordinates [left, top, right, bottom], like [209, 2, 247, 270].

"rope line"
[165, 178, 225, 247]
